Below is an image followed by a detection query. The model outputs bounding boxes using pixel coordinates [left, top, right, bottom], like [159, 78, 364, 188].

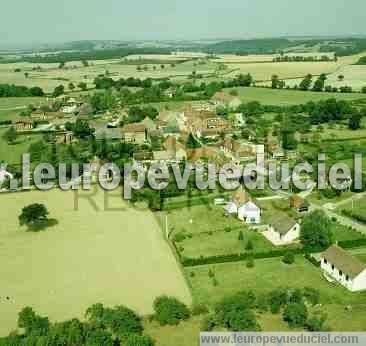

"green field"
[0, 187, 191, 336]
[0, 129, 43, 165]
[186, 256, 366, 331]
[176, 226, 276, 259]
[337, 196, 366, 223]
[168, 203, 364, 259]
[0, 97, 45, 109]
[229, 87, 366, 106]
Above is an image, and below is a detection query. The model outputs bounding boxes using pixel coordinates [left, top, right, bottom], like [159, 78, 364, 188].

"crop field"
[0, 58, 219, 93]
[0, 97, 46, 122]
[226, 87, 365, 105]
[325, 65, 366, 91]
[186, 256, 366, 331]
[226, 61, 341, 82]
[273, 65, 366, 91]
[0, 186, 191, 336]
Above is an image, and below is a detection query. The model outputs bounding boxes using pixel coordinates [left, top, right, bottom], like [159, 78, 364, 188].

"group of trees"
[0, 295, 193, 345]
[300, 210, 333, 251]
[65, 119, 95, 139]
[124, 105, 159, 124]
[202, 286, 326, 332]
[94, 76, 156, 90]
[306, 98, 359, 124]
[0, 84, 44, 97]
[1, 305, 153, 346]
[273, 55, 335, 63]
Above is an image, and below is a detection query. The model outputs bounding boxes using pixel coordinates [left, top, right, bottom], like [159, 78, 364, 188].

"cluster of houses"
[14, 96, 89, 133]
[223, 186, 366, 292]
[223, 187, 307, 246]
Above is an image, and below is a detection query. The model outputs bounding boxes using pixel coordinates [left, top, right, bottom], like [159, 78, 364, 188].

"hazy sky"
[0, 0, 364, 45]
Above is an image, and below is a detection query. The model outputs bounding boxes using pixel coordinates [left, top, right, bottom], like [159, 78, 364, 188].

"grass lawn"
[336, 196, 366, 222]
[226, 87, 365, 106]
[186, 256, 366, 306]
[0, 97, 45, 110]
[308, 191, 354, 206]
[167, 204, 244, 236]
[176, 227, 276, 259]
[348, 247, 366, 263]
[0, 109, 20, 121]
[185, 256, 366, 331]
[0, 130, 43, 165]
[144, 318, 202, 346]
[332, 223, 366, 242]
[0, 186, 191, 336]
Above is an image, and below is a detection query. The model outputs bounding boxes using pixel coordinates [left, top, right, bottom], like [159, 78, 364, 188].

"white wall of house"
[353, 271, 366, 291]
[238, 202, 261, 224]
[266, 223, 300, 245]
[321, 259, 354, 291]
[321, 259, 366, 292]
[282, 224, 300, 243]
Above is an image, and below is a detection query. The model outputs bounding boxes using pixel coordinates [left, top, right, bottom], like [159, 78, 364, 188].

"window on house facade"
[339, 270, 343, 276]
[346, 275, 349, 281]
[332, 264, 334, 270]
[324, 259, 327, 264]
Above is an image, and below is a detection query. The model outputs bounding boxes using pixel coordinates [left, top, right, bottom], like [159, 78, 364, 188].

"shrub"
[102, 306, 143, 337]
[305, 313, 327, 331]
[208, 269, 215, 278]
[153, 296, 190, 326]
[245, 240, 254, 251]
[201, 314, 217, 331]
[224, 227, 231, 233]
[338, 238, 366, 249]
[173, 232, 186, 242]
[181, 248, 306, 267]
[212, 277, 219, 286]
[268, 288, 289, 314]
[304, 253, 320, 267]
[238, 230, 244, 241]
[191, 304, 209, 316]
[246, 257, 254, 268]
[282, 252, 295, 264]
[214, 292, 259, 331]
[303, 287, 320, 306]
[125, 334, 155, 346]
[283, 303, 308, 328]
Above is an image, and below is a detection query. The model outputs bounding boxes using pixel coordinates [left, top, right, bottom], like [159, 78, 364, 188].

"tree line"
[0, 84, 44, 97]
[0, 295, 191, 346]
[273, 55, 335, 63]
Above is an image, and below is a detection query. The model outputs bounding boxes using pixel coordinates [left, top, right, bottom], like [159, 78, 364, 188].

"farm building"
[290, 195, 310, 212]
[265, 215, 300, 245]
[224, 187, 261, 224]
[56, 131, 74, 145]
[321, 245, 366, 292]
[121, 123, 147, 144]
[211, 91, 242, 109]
[15, 118, 33, 131]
